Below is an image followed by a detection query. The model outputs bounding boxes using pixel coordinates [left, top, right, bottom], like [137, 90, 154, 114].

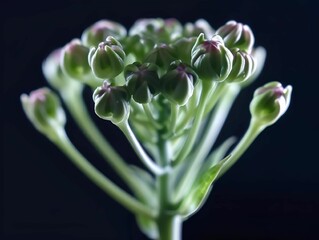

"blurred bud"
[216, 20, 255, 53]
[42, 48, 68, 90]
[191, 34, 233, 82]
[162, 18, 183, 41]
[129, 18, 183, 43]
[161, 60, 198, 106]
[240, 46, 267, 88]
[124, 62, 160, 103]
[81, 20, 127, 47]
[88, 36, 126, 79]
[250, 82, 292, 127]
[226, 49, 256, 83]
[93, 81, 130, 124]
[171, 37, 197, 64]
[144, 43, 176, 71]
[184, 19, 215, 39]
[123, 34, 154, 61]
[21, 88, 66, 133]
[60, 39, 91, 81]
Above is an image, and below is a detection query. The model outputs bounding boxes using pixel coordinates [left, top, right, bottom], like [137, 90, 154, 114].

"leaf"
[179, 155, 231, 218]
[136, 214, 159, 239]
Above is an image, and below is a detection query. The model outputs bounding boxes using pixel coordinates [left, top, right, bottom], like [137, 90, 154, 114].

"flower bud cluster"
[37, 18, 261, 124]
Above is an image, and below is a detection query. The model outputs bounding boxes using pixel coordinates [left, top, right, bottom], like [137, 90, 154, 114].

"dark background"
[2, 0, 319, 239]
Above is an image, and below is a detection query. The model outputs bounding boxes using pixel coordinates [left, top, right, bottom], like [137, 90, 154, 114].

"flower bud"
[144, 43, 176, 71]
[171, 37, 197, 65]
[240, 46, 267, 88]
[191, 34, 233, 82]
[129, 18, 183, 43]
[124, 62, 160, 103]
[60, 39, 91, 81]
[81, 20, 127, 47]
[184, 19, 215, 39]
[216, 20, 255, 53]
[93, 81, 130, 124]
[250, 82, 292, 127]
[226, 49, 256, 83]
[42, 48, 67, 90]
[21, 88, 66, 133]
[161, 61, 198, 106]
[123, 34, 154, 61]
[88, 36, 126, 79]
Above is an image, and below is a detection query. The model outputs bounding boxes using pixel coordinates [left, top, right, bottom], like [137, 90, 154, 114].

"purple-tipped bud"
[93, 81, 130, 124]
[216, 20, 255, 53]
[250, 82, 292, 127]
[88, 36, 126, 80]
[124, 62, 160, 103]
[191, 34, 233, 82]
[60, 39, 91, 81]
[226, 49, 256, 83]
[21, 88, 66, 133]
[81, 20, 127, 47]
[161, 60, 198, 106]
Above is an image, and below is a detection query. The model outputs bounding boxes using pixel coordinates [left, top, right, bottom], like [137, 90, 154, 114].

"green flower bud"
[42, 48, 67, 90]
[161, 61, 198, 106]
[81, 19, 127, 47]
[191, 34, 233, 82]
[88, 36, 126, 79]
[250, 82, 292, 127]
[60, 39, 91, 81]
[171, 37, 197, 65]
[144, 43, 176, 71]
[93, 81, 130, 124]
[21, 88, 66, 133]
[129, 18, 183, 43]
[226, 49, 256, 83]
[123, 34, 154, 61]
[216, 20, 255, 53]
[124, 62, 160, 104]
[240, 46, 267, 88]
[184, 19, 215, 39]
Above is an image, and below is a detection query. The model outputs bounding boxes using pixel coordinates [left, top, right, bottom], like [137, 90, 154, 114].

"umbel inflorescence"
[21, 18, 292, 240]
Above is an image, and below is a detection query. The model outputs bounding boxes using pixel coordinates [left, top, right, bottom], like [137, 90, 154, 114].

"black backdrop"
[3, 0, 319, 239]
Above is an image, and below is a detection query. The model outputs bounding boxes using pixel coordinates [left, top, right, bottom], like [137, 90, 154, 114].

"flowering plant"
[21, 18, 292, 240]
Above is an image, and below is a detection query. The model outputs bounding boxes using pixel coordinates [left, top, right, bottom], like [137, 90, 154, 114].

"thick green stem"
[157, 215, 182, 240]
[157, 136, 182, 240]
[52, 128, 156, 219]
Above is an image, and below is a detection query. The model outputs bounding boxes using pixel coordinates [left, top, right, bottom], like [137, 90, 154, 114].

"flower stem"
[52, 128, 156, 219]
[173, 81, 216, 166]
[118, 121, 167, 175]
[143, 103, 162, 129]
[174, 85, 239, 202]
[157, 134, 182, 240]
[61, 89, 152, 198]
[217, 118, 264, 178]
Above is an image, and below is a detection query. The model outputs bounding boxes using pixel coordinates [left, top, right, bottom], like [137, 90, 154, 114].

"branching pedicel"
[21, 18, 292, 240]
